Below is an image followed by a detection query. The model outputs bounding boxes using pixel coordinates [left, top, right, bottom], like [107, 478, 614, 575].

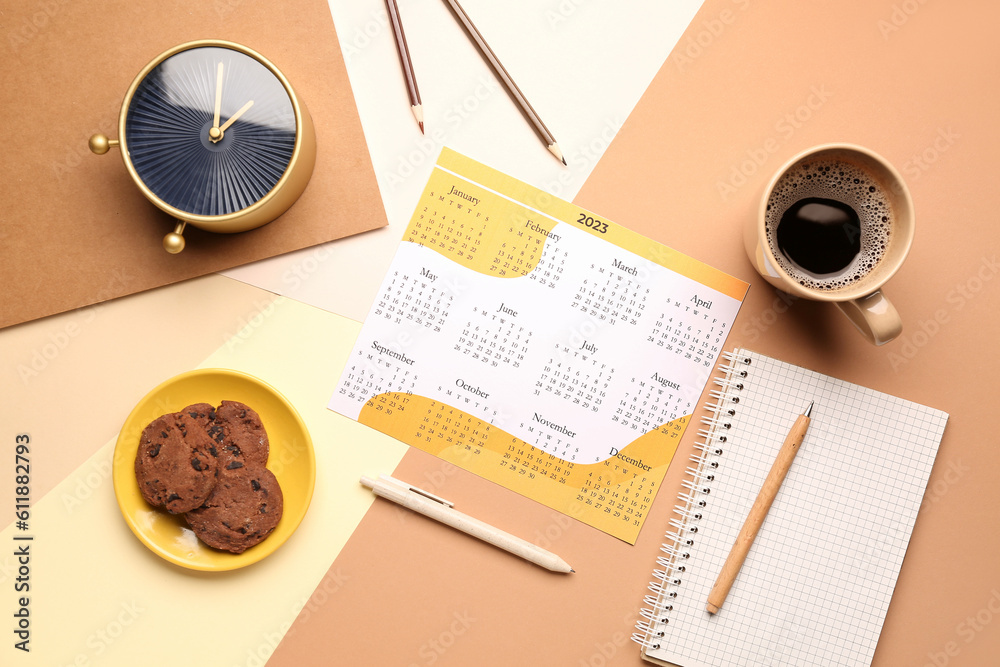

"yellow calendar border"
[430, 148, 749, 302]
[404, 167, 559, 280]
[359, 391, 689, 543]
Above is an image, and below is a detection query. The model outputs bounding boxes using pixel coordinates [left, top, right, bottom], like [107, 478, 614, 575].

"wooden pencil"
[384, 0, 424, 133]
[706, 402, 814, 615]
[441, 0, 566, 165]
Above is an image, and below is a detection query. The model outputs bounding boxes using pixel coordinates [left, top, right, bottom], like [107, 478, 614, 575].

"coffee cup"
[745, 144, 914, 345]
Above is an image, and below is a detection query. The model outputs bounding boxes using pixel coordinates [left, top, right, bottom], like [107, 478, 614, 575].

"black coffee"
[776, 197, 860, 275]
[764, 159, 892, 290]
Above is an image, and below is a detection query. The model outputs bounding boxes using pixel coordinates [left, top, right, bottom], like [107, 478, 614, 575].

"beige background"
[1, 275, 274, 503]
[0, 287, 414, 665]
[1, 0, 997, 665]
[271, 0, 999, 665]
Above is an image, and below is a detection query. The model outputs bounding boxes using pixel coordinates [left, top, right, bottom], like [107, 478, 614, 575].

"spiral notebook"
[633, 348, 948, 667]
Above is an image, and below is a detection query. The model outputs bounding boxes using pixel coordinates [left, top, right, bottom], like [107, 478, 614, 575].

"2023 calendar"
[329, 149, 748, 542]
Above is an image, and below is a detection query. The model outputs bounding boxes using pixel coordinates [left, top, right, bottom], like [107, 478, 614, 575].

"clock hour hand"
[216, 100, 254, 138]
[209, 62, 224, 142]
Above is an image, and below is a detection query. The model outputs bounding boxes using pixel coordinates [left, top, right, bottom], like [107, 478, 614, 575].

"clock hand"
[216, 100, 254, 138]
[209, 62, 224, 142]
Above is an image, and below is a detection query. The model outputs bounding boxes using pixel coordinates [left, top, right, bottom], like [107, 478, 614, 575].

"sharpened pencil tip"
[548, 142, 566, 166]
[804, 401, 814, 417]
[411, 105, 424, 134]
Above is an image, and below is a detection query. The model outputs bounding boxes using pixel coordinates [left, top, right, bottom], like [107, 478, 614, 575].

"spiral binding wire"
[632, 350, 750, 651]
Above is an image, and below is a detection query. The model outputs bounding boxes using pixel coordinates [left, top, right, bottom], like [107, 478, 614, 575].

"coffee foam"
[765, 159, 892, 291]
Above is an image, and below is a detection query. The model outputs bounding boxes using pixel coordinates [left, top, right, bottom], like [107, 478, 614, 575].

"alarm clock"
[89, 40, 316, 253]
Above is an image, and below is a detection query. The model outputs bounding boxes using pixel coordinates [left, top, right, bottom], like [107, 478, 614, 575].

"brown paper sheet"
[0, 0, 385, 329]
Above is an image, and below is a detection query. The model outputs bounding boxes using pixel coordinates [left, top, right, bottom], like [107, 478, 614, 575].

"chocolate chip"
[208, 409, 216, 420]
[160, 431, 168, 438]
[251, 479, 261, 491]
[259, 504, 267, 514]
[167, 493, 181, 502]
[239, 409, 247, 418]
[191, 457, 204, 471]
[148, 444, 161, 458]
[208, 445, 218, 457]
[225, 444, 242, 455]
[226, 461, 244, 470]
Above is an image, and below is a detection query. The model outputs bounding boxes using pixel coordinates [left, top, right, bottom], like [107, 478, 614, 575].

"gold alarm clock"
[90, 40, 316, 253]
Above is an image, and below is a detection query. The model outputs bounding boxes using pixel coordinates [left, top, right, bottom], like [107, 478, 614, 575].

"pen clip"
[409, 486, 455, 508]
[379, 475, 455, 507]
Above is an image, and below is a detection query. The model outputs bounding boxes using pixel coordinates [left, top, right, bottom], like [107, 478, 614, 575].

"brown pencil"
[384, 0, 424, 133]
[706, 401, 814, 615]
[441, 0, 567, 165]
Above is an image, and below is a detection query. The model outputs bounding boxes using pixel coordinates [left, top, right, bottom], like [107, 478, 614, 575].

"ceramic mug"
[745, 143, 914, 345]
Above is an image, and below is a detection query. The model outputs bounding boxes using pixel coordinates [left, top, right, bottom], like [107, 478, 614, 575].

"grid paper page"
[643, 348, 948, 667]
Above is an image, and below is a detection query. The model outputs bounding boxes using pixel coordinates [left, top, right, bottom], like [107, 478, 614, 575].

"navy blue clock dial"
[124, 46, 297, 217]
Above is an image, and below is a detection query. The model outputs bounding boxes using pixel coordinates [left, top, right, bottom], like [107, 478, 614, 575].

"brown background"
[271, 0, 999, 665]
[0, 0, 385, 329]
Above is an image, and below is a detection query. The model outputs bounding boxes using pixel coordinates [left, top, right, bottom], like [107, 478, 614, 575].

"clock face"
[124, 46, 298, 217]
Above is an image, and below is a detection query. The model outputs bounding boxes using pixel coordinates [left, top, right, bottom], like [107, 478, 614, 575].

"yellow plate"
[113, 368, 315, 571]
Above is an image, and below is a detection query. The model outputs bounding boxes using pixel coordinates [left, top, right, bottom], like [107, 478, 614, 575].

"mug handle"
[834, 290, 902, 346]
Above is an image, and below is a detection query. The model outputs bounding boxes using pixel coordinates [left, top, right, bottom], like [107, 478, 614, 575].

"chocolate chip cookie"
[180, 402, 220, 455]
[184, 466, 284, 554]
[134, 412, 218, 513]
[213, 400, 269, 471]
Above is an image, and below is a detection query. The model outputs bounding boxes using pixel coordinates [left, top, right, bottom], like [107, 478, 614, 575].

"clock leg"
[88, 134, 120, 155]
[163, 221, 187, 254]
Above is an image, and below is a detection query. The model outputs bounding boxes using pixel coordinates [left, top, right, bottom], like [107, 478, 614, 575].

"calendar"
[329, 149, 748, 543]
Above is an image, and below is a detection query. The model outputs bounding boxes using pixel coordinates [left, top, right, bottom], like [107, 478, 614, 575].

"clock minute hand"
[217, 100, 254, 137]
[210, 62, 224, 142]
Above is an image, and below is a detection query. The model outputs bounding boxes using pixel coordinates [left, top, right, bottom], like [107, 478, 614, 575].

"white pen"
[360, 474, 574, 573]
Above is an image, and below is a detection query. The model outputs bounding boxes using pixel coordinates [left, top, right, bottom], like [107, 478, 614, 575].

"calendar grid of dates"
[330, 153, 747, 542]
